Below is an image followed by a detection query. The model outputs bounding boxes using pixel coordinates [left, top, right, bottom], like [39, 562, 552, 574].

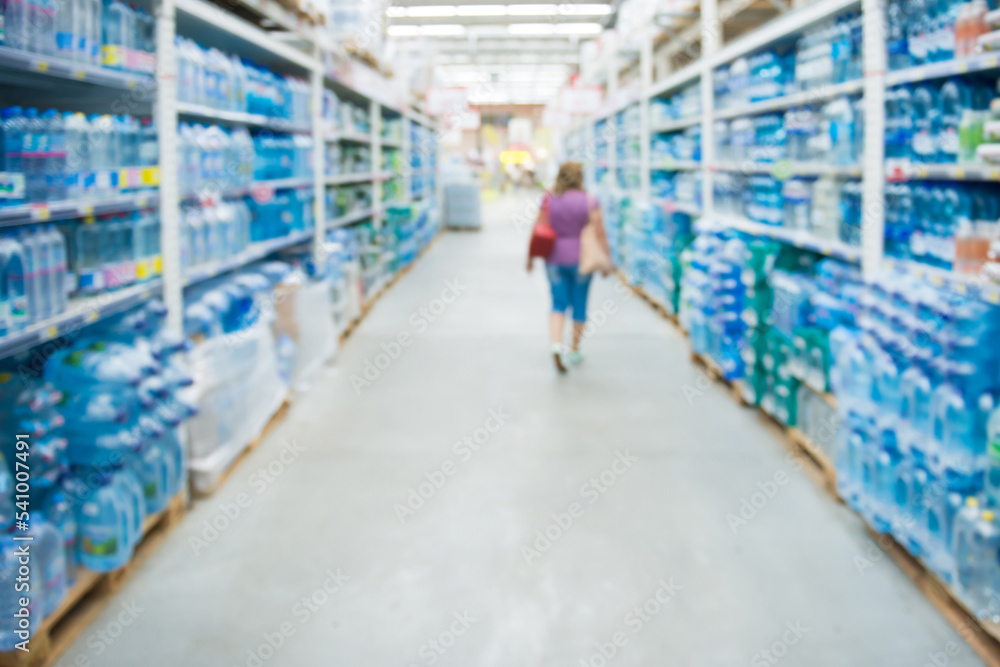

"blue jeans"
[546, 264, 592, 323]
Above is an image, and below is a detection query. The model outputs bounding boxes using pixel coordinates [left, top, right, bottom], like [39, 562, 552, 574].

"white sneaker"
[551, 343, 567, 373]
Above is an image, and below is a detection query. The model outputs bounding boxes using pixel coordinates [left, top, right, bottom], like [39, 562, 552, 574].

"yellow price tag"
[954, 167, 966, 179]
[118, 169, 129, 188]
[988, 291, 1000, 305]
[85, 310, 99, 323]
[74, 69, 86, 80]
[42, 326, 58, 341]
[153, 256, 163, 274]
[956, 282, 968, 294]
[31, 205, 50, 221]
[128, 80, 136, 88]
[992, 169, 1000, 181]
[135, 260, 149, 279]
[958, 62, 970, 73]
[34, 61, 49, 73]
[79, 204, 93, 216]
[140, 167, 160, 186]
[930, 275, 944, 286]
[918, 167, 929, 178]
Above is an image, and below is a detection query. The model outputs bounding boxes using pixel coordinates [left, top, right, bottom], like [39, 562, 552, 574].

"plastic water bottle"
[22, 108, 44, 202]
[42, 109, 66, 201]
[45, 492, 77, 584]
[45, 226, 65, 315]
[970, 510, 1000, 619]
[54, 0, 79, 59]
[29, 0, 57, 55]
[101, 0, 126, 69]
[2, 108, 24, 177]
[86, 0, 101, 64]
[5, 0, 30, 50]
[30, 514, 67, 618]
[0, 235, 29, 332]
[75, 470, 132, 571]
[939, 79, 970, 164]
[63, 111, 87, 198]
[0, 533, 44, 648]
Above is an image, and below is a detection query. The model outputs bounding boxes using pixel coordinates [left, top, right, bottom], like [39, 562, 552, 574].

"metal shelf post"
[862, 0, 887, 278]
[156, 0, 182, 334]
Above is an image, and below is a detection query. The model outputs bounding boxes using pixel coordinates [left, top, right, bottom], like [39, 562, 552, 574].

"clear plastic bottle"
[42, 108, 66, 201]
[29, 0, 57, 55]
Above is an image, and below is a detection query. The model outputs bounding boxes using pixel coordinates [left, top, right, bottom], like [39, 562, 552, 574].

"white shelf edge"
[708, 213, 862, 263]
[651, 116, 701, 134]
[175, 0, 319, 70]
[648, 62, 701, 100]
[714, 78, 864, 120]
[711, 0, 861, 68]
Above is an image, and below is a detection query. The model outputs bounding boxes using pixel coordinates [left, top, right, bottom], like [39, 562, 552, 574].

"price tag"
[30, 204, 50, 221]
[74, 69, 86, 80]
[140, 167, 159, 186]
[41, 326, 58, 341]
[930, 274, 944, 286]
[78, 204, 94, 216]
[33, 60, 49, 73]
[153, 256, 163, 274]
[956, 282, 968, 295]
[988, 290, 1000, 305]
[992, 169, 1000, 181]
[958, 62, 970, 74]
[954, 167, 966, 179]
[135, 260, 150, 279]
[85, 310, 99, 323]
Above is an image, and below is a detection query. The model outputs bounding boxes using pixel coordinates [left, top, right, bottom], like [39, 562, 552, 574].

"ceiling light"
[420, 23, 466, 35]
[508, 23, 555, 34]
[554, 22, 602, 33]
[387, 24, 421, 35]
[405, 5, 457, 16]
[505, 4, 558, 15]
[386, 5, 406, 16]
[558, 3, 612, 15]
[455, 4, 506, 15]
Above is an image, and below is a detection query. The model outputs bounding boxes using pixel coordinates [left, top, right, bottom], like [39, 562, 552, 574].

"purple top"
[545, 189, 596, 266]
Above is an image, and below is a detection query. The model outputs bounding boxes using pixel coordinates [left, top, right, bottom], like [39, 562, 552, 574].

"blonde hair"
[552, 162, 584, 196]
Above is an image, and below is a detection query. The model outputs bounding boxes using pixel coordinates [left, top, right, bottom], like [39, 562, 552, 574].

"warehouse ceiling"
[386, 0, 616, 104]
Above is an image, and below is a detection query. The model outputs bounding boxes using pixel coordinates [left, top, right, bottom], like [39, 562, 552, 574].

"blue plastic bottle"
[75, 470, 132, 572]
[31, 514, 67, 618]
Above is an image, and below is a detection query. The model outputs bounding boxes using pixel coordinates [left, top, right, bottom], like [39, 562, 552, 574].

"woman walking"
[528, 162, 611, 373]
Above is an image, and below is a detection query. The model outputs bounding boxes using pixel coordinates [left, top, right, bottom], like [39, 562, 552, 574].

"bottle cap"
[968, 497, 980, 507]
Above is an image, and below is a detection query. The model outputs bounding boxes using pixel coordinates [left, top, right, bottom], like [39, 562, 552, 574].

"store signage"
[426, 87, 469, 116]
[560, 86, 603, 114]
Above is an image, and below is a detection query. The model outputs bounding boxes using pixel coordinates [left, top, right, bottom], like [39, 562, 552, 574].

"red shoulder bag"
[528, 193, 557, 262]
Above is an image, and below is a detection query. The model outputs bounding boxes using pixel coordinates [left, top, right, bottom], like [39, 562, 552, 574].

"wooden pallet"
[191, 397, 291, 499]
[0, 493, 185, 667]
[337, 230, 443, 346]
[689, 350, 751, 407]
[864, 526, 1000, 667]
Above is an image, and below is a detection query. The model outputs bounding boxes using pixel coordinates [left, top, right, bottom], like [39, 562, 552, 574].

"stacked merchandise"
[715, 172, 862, 245]
[0, 299, 193, 650]
[715, 96, 862, 166]
[616, 106, 641, 190]
[886, 80, 992, 165]
[595, 118, 611, 185]
[381, 117, 403, 145]
[648, 207, 695, 314]
[326, 143, 372, 177]
[884, 0, 989, 70]
[176, 39, 310, 126]
[382, 147, 404, 203]
[679, 233, 748, 380]
[2, 0, 157, 72]
[443, 183, 480, 229]
[715, 13, 862, 110]
[652, 170, 702, 208]
[324, 98, 371, 137]
[0, 226, 71, 334]
[326, 227, 363, 330]
[831, 271, 1000, 620]
[327, 184, 373, 219]
[652, 125, 701, 163]
[183, 263, 290, 493]
[1, 107, 159, 207]
[650, 82, 701, 124]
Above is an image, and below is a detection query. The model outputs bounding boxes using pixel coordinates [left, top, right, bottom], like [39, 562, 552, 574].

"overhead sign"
[560, 86, 603, 115]
[426, 87, 469, 116]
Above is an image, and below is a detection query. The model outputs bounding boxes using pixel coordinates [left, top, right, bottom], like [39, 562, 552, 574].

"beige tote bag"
[579, 199, 613, 276]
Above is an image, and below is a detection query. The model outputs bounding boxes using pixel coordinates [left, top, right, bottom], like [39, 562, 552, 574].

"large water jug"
[30, 515, 66, 618]
[954, 496, 982, 591]
[75, 470, 132, 571]
[0, 236, 29, 334]
[45, 491, 77, 585]
[0, 533, 43, 649]
[969, 510, 1000, 620]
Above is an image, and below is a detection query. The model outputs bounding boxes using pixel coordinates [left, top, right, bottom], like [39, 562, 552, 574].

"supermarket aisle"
[59, 195, 984, 667]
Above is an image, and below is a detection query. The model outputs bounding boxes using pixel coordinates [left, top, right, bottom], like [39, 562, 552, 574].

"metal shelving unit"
[577, 0, 1000, 298]
[0, 0, 439, 359]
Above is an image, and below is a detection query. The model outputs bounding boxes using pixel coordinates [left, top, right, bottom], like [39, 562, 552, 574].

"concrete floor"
[57, 194, 985, 667]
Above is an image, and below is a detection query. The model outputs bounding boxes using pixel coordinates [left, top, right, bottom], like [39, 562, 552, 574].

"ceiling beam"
[389, 14, 604, 24]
